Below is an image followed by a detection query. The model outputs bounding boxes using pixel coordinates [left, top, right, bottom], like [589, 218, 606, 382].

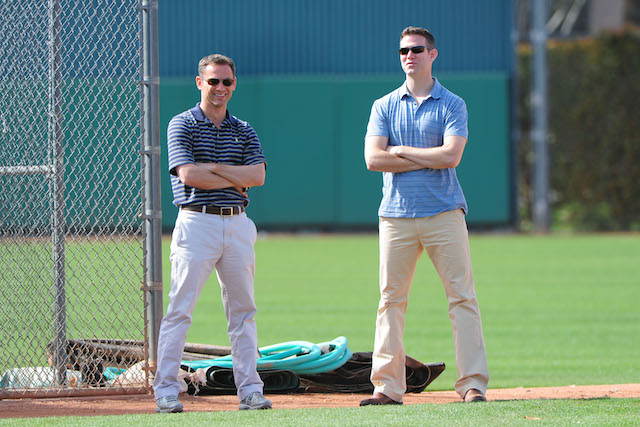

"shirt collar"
[189, 102, 238, 126]
[400, 77, 443, 101]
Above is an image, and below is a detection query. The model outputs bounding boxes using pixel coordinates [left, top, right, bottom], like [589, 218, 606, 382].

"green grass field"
[182, 233, 640, 390]
[2, 233, 639, 425]
[4, 398, 640, 426]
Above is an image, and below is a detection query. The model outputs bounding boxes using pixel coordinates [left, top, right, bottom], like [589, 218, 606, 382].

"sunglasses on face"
[205, 78, 234, 87]
[399, 46, 427, 55]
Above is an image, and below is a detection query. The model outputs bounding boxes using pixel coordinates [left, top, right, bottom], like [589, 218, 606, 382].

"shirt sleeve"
[241, 123, 267, 166]
[443, 97, 469, 139]
[365, 98, 389, 138]
[167, 114, 195, 176]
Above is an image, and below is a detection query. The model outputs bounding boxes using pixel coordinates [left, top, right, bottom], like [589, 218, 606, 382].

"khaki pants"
[371, 209, 489, 401]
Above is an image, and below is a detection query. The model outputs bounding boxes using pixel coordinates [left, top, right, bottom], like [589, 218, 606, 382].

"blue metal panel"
[158, 0, 513, 76]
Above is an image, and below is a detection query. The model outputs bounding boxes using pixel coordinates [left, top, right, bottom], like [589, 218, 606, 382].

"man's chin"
[209, 99, 228, 108]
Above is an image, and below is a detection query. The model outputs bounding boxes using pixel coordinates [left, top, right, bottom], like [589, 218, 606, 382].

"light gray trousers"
[153, 209, 263, 401]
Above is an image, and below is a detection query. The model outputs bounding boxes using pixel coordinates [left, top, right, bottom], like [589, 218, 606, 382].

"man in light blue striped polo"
[360, 27, 489, 406]
[154, 54, 271, 413]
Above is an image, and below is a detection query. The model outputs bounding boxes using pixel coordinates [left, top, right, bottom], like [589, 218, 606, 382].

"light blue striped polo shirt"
[167, 103, 266, 208]
[366, 77, 469, 218]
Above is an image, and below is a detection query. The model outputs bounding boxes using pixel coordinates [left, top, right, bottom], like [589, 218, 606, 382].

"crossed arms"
[175, 133, 464, 189]
[364, 135, 467, 173]
[175, 162, 266, 194]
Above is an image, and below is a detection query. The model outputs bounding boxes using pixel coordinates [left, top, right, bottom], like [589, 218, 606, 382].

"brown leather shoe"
[464, 388, 487, 402]
[360, 393, 403, 406]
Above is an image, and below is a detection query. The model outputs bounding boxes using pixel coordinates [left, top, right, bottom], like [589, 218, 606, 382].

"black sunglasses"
[206, 78, 234, 87]
[399, 46, 427, 55]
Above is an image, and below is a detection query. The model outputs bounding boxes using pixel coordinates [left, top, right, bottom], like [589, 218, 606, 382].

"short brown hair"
[400, 26, 436, 49]
[198, 54, 236, 77]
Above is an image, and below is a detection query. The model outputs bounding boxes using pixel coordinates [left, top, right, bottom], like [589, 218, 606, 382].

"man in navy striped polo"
[154, 54, 271, 413]
[360, 27, 489, 406]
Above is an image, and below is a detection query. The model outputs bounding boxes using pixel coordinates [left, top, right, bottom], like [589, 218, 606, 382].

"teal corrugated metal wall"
[159, 0, 513, 76]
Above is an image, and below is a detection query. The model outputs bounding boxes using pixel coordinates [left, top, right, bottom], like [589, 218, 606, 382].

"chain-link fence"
[0, 0, 151, 397]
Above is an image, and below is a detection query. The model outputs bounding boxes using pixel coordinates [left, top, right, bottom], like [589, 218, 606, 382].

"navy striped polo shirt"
[366, 78, 469, 218]
[167, 103, 266, 208]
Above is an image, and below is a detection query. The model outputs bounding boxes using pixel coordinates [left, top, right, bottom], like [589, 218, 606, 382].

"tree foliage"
[518, 28, 640, 230]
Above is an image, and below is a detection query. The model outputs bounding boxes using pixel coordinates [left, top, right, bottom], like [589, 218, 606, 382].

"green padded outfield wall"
[160, 73, 510, 230]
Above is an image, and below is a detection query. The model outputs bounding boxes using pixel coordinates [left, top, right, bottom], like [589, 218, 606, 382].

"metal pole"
[48, 0, 67, 386]
[141, 0, 163, 373]
[510, 0, 521, 230]
[531, 0, 549, 232]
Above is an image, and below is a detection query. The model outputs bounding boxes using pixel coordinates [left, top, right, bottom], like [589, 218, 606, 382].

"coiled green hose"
[182, 336, 352, 374]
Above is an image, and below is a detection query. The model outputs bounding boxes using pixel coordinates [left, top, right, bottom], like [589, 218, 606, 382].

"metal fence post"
[532, 0, 550, 232]
[141, 0, 163, 373]
[48, 0, 67, 387]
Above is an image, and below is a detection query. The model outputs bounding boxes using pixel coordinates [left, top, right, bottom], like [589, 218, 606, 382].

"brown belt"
[180, 205, 245, 216]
